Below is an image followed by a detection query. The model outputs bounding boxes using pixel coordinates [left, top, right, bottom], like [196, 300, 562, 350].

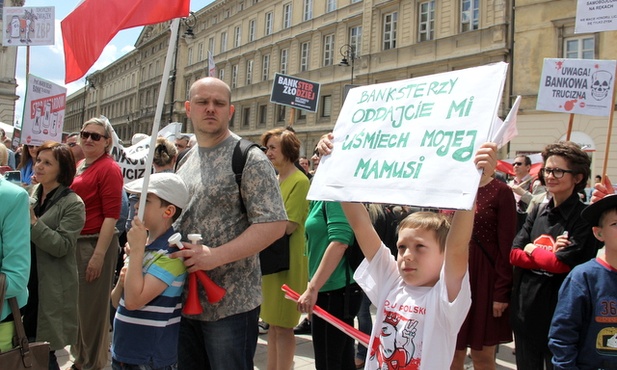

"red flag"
[61, 0, 189, 83]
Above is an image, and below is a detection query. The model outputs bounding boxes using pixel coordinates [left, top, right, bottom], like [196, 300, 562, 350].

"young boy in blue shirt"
[549, 194, 617, 370]
[110, 173, 189, 369]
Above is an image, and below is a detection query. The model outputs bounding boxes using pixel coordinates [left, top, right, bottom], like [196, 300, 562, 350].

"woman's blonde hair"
[81, 117, 114, 153]
[0, 142, 8, 166]
[153, 137, 178, 168]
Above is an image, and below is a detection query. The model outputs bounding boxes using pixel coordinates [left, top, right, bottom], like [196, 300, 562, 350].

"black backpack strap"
[232, 139, 261, 214]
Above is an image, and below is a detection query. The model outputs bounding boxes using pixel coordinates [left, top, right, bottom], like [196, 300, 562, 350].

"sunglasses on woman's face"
[80, 131, 108, 141]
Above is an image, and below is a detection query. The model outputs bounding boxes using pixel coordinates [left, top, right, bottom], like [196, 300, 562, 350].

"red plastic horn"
[182, 273, 203, 315]
[195, 270, 226, 304]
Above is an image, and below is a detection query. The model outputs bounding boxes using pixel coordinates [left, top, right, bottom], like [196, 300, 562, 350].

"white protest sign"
[308, 62, 508, 210]
[2, 7, 55, 46]
[492, 95, 521, 149]
[536, 58, 617, 117]
[21, 74, 66, 146]
[575, 0, 617, 33]
[109, 122, 182, 183]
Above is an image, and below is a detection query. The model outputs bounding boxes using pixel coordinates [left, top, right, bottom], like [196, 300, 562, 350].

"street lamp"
[169, 11, 198, 123]
[80, 76, 95, 126]
[338, 44, 356, 85]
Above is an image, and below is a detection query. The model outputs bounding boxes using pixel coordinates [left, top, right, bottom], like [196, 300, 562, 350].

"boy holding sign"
[339, 142, 497, 369]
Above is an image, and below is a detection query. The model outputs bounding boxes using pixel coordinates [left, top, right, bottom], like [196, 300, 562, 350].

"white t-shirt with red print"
[354, 244, 471, 370]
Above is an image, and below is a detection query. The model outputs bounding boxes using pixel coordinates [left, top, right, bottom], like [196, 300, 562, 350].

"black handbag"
[0, 273, 50, 370]
[259, 233, 291, 275]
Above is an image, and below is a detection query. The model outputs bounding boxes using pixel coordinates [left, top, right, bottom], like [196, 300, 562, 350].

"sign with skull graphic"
[537, 58, 616, 117]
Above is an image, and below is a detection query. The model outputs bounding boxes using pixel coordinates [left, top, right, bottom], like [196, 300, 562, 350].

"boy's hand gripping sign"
[308, 62, 509, 210]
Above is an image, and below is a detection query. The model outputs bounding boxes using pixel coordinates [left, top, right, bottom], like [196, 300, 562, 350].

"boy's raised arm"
[444, 142, 497, 302]
[341, 202, 383, 261]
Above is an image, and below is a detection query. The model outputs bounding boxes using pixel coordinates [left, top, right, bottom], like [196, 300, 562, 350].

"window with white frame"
[349, 26, 362, 56]
[208, 37, 215, 53]
[262, 54, 270, 81]
[303, 0, 313, 21]
[326, 0, 336, 13]
[218, 68, 225, 81]
[246, 60, 254, 85]
[321, 95, 332, 117]
[283, 3, 292, 29]
[300, 42, 310, 71]
[564, 36, 595, 59]
[234, 26, 241, 48]
[277, 105, 287, 122]
[220, 32, 228, 52]
[248, 19, 256, 42]
[461, 0, 479, 32]
[280, 48, 289, 74]
[197, 42, 204, 61]
[383, 12, 397, 50]
[323, 34, 335, 66]
[265, 12, 273, 35]
[232, 64, 238, 88]
[418, 1, 434, 42]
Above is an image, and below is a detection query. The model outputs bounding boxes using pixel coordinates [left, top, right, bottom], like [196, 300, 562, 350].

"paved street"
[57, 313, 517, 369]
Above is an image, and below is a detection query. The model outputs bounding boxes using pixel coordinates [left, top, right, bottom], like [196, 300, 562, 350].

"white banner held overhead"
[575, 0, 617, 33]
[21, 74, 66, 146]
[2, 6, 54, 46]
[536, 58, 617, 117]
[308, 62, 509, 210]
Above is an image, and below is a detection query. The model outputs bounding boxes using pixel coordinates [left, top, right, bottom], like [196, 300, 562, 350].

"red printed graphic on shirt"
[534, 234, 556, 252]
[369, 310, 422, 369]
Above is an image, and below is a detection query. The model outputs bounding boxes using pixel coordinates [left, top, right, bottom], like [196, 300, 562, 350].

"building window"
[197, 42, 204, 61]
[296, 109, 307, 120]
[326, 0, 336, 13]
[258, 105, 267, 126]
[277, 105, 287, 122]
[220, 32, 228, 52]
[243, 107, 251, 127]
[249, 19, 256, 42]
[301, 42, 310, 71]
[208, 37, 215, 53]
[564, 36, 595, 59]
[303, 0, 313, 21]
[218, 68, 225, 81]
[383, 12, 397, 50]
[234, 26, 241, 48]
[187, 48, 193, 65]
[265, 12, 273, 35]
[262, 54, 270, 81]
[461, 0, 479, 32]
[323, 34, 335, 66]
[280, 48, 289, 74]
[283, 3, 292, 29]
[349, 26, 362, 56]
[232, 64, 238, 88]
[418, 1, 434, 42]
[321, 95, 332, 117]
[246, 60, 254, 85]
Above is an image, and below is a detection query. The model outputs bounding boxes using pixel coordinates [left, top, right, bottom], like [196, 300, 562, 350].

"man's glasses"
[512, 162, 525, 166]
[541, 167, 574, 179]
[80, 131, 108, 141]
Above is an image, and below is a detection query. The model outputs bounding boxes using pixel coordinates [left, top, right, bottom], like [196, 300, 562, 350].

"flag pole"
[137, 18, 181, 220]
[601, 69, 617, 177]
[566, 113, 574, 141]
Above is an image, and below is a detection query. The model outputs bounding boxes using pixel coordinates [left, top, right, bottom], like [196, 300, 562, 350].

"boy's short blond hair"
[398, 211, 451, 252]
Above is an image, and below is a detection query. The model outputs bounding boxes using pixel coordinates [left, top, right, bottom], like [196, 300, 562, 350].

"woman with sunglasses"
[509, 141, 601, 370]
[68, 117, 124, 370]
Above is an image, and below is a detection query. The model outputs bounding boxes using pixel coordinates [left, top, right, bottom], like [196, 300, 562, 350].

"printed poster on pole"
[575, 0, 617, 33]
[21, 74, 66, 146]
[2, 7, 54, 46]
